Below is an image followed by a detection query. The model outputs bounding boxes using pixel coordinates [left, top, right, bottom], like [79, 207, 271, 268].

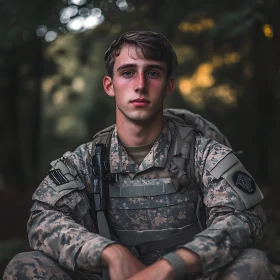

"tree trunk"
[0, 39, 43, 189]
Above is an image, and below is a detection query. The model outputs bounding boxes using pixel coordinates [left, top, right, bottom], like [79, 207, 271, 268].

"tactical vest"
[90, 115, 209, 265]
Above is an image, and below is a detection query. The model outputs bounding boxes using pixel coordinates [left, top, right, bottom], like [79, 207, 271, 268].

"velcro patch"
[233, 171, 256, 194]
[220, 161, 264, 209]
[49, 169, 70, 186]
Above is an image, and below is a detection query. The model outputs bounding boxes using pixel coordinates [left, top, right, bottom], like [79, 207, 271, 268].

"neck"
[116, 111, 164, 147]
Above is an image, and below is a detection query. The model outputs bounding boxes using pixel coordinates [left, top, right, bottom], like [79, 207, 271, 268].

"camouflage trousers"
[3, 249, 278, 280]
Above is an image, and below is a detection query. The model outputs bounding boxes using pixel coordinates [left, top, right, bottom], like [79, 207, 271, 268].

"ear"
[103, 76, 115, 97]
[165, 76, 175, 97]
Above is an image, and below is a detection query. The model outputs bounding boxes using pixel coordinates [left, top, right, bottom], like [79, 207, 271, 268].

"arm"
[27, 143, 116, 272]
[179, 136, 265, 277]
[128, 137, 265, 280]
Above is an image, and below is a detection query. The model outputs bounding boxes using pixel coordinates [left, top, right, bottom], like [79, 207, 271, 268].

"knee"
[3, 251, 54, 280]
[240, 248, 270, 271]
[222, 248, 277, 280]
[4, 252, 30, 279]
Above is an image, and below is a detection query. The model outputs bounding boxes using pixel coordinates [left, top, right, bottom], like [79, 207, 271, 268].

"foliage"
[0, 0, 279, 181]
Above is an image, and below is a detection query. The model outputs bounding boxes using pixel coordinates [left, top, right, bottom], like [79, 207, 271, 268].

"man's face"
[103, 45, 175, 123]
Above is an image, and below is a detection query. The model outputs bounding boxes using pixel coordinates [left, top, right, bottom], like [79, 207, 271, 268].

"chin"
[117, 106, 162, 123]
[129, 114, 152, 122]
[125, 111, 155, 122]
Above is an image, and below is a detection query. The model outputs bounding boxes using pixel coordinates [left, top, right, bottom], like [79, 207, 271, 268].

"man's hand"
[102, 244, 146, 280]
[127, 248, 202, 280]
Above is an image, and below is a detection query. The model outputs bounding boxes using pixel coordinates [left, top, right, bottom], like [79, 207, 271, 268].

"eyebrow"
[116, 63, 165, 72]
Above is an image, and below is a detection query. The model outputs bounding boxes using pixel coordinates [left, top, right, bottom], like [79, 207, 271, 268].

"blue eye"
[122, 71, 134, 77]
[148, 71, 159, 78]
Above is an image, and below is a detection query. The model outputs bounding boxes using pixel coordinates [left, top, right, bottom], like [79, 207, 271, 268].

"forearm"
[28, 202, 116, 271]
[180, 208, 263, 276]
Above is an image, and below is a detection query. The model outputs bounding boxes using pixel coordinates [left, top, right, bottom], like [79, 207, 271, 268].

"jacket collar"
[109, 120, 174, 174]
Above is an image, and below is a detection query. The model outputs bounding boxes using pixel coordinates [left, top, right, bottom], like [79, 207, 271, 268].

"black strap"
[96, 211, 111, 240]
[136, 223, 201, 255]
[162, 252, 187, 280]
[90, 127, 114, 280]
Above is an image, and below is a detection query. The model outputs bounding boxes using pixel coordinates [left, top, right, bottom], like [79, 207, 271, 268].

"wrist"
[101, 243, 124, 266]
[157, 259, 175, 278]
[175, 248, 202, 274]
[162, 252, 187, 280]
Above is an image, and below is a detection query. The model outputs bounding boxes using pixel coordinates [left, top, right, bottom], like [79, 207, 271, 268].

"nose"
[134, 72, 146, 93]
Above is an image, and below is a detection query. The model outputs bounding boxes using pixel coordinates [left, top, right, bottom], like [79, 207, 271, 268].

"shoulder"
[195, 136, 264, 210]
[57, 142, 92, 163]
[164, 108, 231, 147]
[32, 141, 93, 206]
[194, 135, 232, 171]
[92, 124, 116, 143]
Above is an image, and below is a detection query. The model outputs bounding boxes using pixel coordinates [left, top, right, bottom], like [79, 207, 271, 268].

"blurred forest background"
[1, 0, 280, 275]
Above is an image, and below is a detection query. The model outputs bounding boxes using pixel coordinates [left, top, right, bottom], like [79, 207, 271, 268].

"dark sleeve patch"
[48, 169, 70, 186]
[233, 171, 256, 194]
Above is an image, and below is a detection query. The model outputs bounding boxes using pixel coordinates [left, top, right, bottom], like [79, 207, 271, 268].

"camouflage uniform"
[3, 117, 277, 280]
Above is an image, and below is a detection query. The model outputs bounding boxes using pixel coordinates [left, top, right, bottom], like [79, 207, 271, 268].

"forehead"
[113, 45, 167, 69]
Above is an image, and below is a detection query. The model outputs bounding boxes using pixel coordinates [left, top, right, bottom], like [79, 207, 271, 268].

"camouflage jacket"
[28, 119, 265, 277]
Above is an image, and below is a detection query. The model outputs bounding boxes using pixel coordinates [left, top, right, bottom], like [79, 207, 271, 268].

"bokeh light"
[45, 31, 58, 42]
[91, 8, 102, 17]
[79, 7, 90, 17]
[68, 0, 87, 6]
[84, 15, 105, 29]
[116, 0, 134, 12]
[178, 18, 215, 33]
[178, 52, 241, 107]
[67, 17, 84, 32]
[60, 6, 78, 24]
[72, 77, 85, 92]
[116, 0, 128, 10]
[263, 24, 273, 38]
[62, 7, 105, 32]
[36, 0, 131, 40]
[36, 25, 48, 37]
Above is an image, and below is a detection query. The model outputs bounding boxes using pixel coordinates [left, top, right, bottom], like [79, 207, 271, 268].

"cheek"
[151, 83, 168, 97]
[150, 79, 167, 89]
[114, 80, 132, 93]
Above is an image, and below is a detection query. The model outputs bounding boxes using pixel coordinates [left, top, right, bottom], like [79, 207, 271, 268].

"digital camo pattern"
[23, 118, 265, 278]
[3, 251, 102, 280]
[3, 251, 73, 280]
[193, 114, 232, 148]
[109, 120, 174, 174]
[106, 120, 200, 266]
[4, 249, 276, 280]
[198, 248, 277, 280]
[28, 143, 116, 272]
[182, 135, 265, 276]
[163, 108, 232, 148]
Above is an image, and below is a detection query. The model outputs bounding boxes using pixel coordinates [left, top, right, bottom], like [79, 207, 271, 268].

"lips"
[131, 98, 150, 108]
[131, 98, 150, 107]
[131, 98, 150, 103]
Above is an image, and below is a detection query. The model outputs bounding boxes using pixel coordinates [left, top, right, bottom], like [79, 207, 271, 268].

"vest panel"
[107, 177, 199, 264]
[92, 122, 201, 265]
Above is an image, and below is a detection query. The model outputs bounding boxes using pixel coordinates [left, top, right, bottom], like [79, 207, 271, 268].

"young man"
[4, 31, 277, 280]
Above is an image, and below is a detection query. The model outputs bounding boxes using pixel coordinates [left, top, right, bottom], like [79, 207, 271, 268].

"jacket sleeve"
[27, 143, 116, 272]
[180, 136, 266, 277]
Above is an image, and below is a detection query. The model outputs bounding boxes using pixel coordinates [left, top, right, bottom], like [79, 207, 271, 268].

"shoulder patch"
[220, 161, 264, 209]
[48, 169, 70, 186]
[233, 171, 256, 194]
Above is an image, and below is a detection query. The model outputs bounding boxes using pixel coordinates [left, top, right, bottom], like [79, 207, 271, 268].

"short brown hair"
[104, 31, 178, 77]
